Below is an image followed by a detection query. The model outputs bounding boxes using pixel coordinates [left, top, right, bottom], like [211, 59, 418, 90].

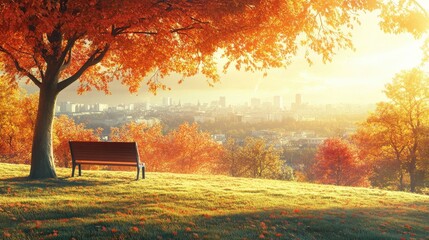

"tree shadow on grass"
[0, 175, 132, 190]
[143, 203, 429, 240]
[0, 164, 144, 191]
[5, 204, 427, 240]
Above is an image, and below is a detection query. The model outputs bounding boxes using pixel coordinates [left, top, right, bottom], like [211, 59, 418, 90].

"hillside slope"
[0, 163, 428, 239]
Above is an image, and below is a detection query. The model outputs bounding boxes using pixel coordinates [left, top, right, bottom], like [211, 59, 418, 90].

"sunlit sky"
[54, 11, 427, 107]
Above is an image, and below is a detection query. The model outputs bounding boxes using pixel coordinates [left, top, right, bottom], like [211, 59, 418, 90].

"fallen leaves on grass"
[3, 231, 11, 238]
[34, 220, 42, 229]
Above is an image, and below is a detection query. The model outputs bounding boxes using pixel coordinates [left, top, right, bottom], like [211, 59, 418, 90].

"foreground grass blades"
[0, 163, 428, 240]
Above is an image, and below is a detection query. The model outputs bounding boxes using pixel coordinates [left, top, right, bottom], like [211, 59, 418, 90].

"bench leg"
[136, 167, 140, 180]
[78, 164, 82, 176]
[72, 164, 76, 177]
[142, 166, 145, 179]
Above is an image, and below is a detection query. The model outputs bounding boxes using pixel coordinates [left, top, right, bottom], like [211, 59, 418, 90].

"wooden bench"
[69, 141, 145, 180]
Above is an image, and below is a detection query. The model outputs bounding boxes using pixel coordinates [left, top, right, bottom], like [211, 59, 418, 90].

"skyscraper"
[219, 96, 226, 108]
[251, 98, 261, 109]
[162, 97, 172, 106]
[295, 94, 302, 105]
[273, 96, 283, 110]
[291, 94, 303, 111]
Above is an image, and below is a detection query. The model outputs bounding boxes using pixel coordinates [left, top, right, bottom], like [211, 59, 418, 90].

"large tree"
[0, 0, 427, 179]
[384, 68, 429, 192]
[354, 103, 409, 190]
[355, 68, 429, 192]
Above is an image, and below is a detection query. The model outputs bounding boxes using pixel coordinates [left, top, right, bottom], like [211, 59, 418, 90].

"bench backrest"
[69, 141, 140, 164]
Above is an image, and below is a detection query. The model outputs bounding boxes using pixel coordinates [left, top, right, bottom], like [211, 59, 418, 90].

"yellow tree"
[222, 137, 283, 179]
[218, 138, 241, 177]
[354, 103, 410, 190]
[0, 73, 37, 164]
[0, 74, 25, 162]
[241, 137, 283, 179]
[53, 115, 101, 168]
[383, 68, 429, 192]
[0, 1, 427, 178]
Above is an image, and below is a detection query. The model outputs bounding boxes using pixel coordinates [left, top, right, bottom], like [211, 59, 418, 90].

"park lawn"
[0, 163, 428, 240]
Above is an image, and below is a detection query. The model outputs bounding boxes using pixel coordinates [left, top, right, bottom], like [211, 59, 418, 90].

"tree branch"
[57, 44, 109, 93]
[0, 46, 42, 88]
[32, 54, 45, 81]
[412, 0, 428, 17]
[56, 35, 78, 73]
[171, 25, 195, 33]
[118, 31, 158, 35]
[111, 24, 158, 36]
[171, 18, 209, 33]
[111, 25, 130, 36]
[60, 47, 72, 71]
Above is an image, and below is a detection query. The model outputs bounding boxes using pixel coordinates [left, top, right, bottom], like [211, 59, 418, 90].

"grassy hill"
[0, 163, 428, 240]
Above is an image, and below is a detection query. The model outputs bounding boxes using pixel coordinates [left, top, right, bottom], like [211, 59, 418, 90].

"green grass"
[0, 163, 428, 240]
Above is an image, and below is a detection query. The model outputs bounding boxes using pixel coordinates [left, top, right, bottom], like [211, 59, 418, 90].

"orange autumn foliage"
[0, 75, 37, 164]
[0, 76, 100, 167]
[110, 122, 166, 171]
[110, 122, 222, 174]
[165, 123, 223, 174]
[53, 115, 101, 168]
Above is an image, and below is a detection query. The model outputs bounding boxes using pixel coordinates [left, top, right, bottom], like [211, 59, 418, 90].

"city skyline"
[56, 93, 375, 114]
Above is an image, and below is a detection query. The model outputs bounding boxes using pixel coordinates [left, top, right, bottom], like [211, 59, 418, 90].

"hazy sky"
[52, 11, 427, 107]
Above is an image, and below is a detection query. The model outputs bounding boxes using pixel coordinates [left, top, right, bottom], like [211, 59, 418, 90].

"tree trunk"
[396, 156, 404, 191]
[399, 169, 404, 191]
[409, 157, 417, 192]
[29, 80, 58, 179]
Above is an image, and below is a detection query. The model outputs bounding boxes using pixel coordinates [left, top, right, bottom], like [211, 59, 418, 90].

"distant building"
[135, 117, 161, 127]
[163, 97, 172, 106]
[212, 134, 227, 144]
[291, 93, 303, 111]
[135, 102, 151, 111]
[296, 94, 302, 105]
[273, 96, 283, 110]
[219, 96, 226, 108]
[250, 98, 261, 109]
[58, 101, 76, 113]
[94, 103, 108, 112]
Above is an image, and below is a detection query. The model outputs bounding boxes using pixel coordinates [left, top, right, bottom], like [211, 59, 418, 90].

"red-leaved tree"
[313, 138, 369, 186]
